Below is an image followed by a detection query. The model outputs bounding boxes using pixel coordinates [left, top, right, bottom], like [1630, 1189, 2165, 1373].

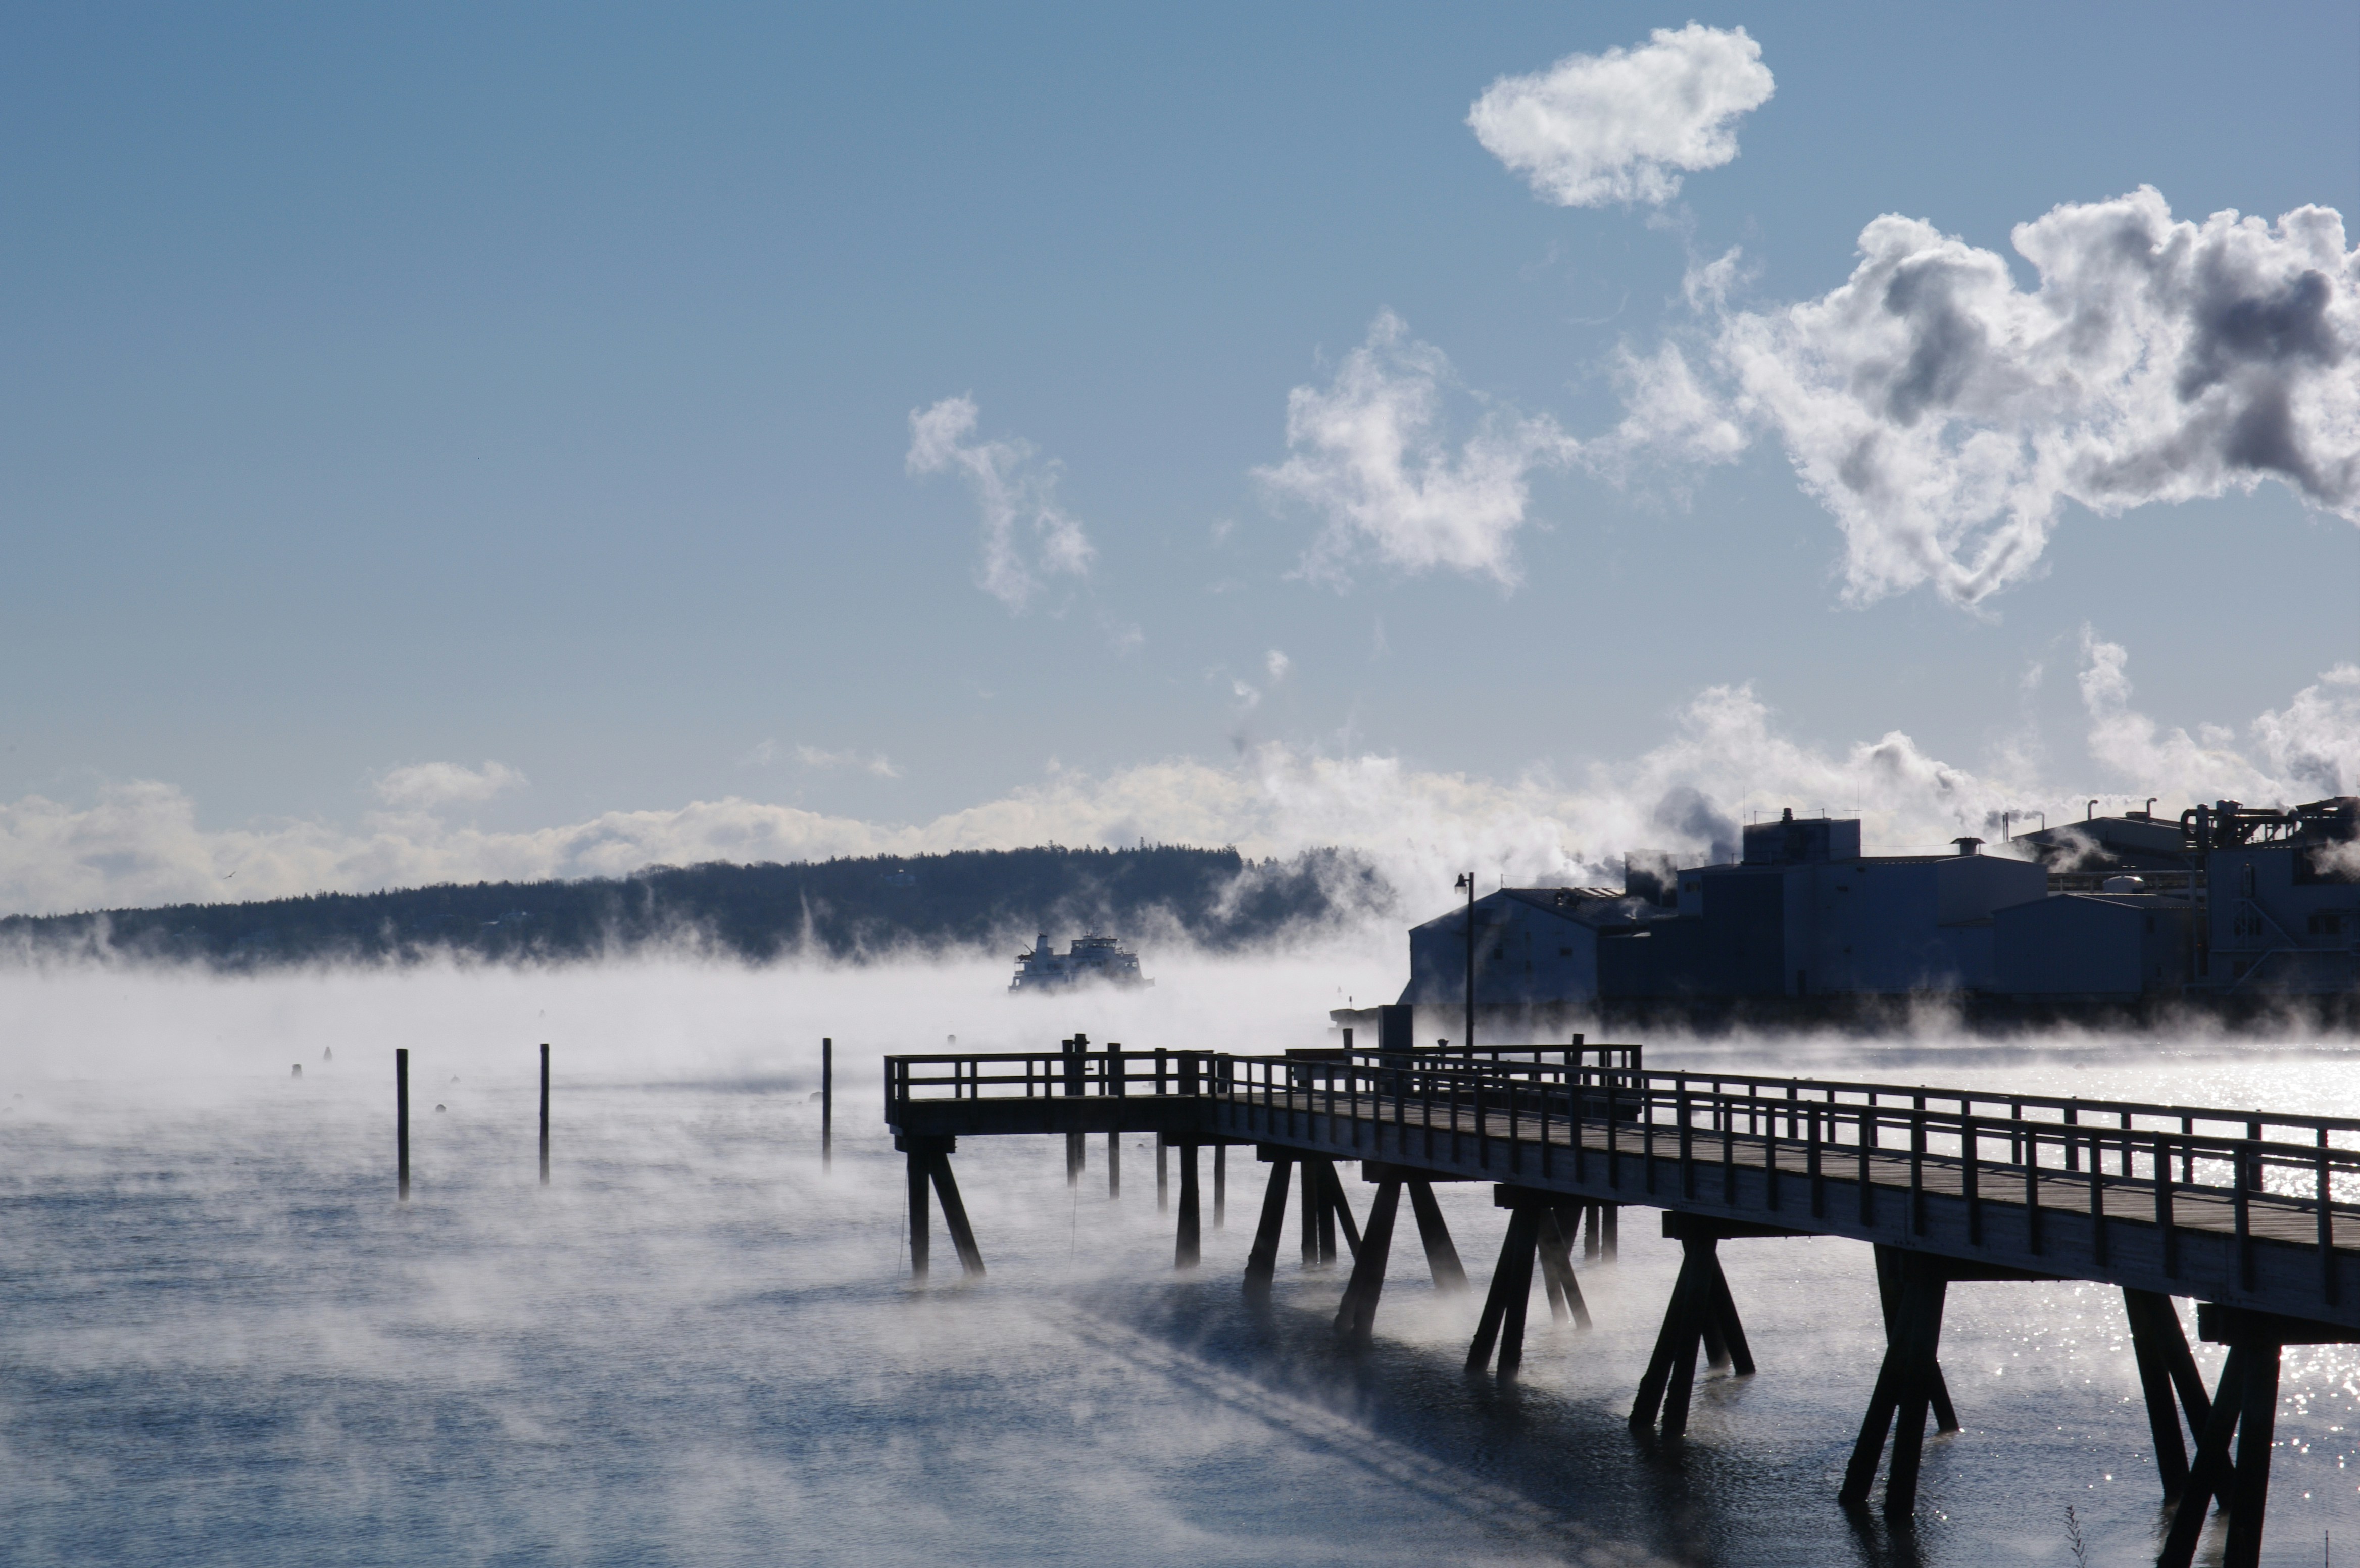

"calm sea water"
[6, 961, 2360, 1566]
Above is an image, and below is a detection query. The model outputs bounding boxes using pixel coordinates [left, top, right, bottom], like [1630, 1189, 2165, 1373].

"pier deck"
[883, 1041, 2360, 1565]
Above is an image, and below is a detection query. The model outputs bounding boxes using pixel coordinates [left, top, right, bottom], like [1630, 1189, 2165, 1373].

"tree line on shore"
[0, 844, 1392, 968]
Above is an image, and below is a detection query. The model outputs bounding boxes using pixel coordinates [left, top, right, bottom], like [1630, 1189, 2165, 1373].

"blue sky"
[2, 3, 2355, 915]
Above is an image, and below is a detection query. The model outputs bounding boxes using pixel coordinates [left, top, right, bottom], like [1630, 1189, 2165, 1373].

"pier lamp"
[1453, 872, 1476, 1053]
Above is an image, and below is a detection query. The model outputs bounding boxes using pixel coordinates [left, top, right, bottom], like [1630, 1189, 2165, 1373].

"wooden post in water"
[906, 1139, 931, 1280]
[1214, 1144, 1225, 1229]
[1176, 1143, 1201, 1268]
[821, 1037, 833, 1169]
[538, 1043, 550, 1185]
[395, 1047, 410, 1202]
[1157, 1133, 1169, 1213]
[1107, 1132, 1120, 1197]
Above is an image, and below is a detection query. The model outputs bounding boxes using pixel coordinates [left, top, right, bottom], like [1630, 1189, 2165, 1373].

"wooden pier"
[884, 1038, 2360, 1567]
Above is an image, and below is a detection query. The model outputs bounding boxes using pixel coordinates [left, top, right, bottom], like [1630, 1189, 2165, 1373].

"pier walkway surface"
[885, 1040, 2360, 1567]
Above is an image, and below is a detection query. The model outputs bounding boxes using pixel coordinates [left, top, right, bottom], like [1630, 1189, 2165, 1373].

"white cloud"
[1257, 311, 1577, 587]
[373, 761, 526, 810]
[1468, 24, 1774, 208]
[2082, 628, 2360, 803]
[1614, 190, 2360, 605]
[794, 745, 904, 780]
[11, 640, 2352, 924]
[906, 395, 1095, 611]
[1265, 649, 1291, 683]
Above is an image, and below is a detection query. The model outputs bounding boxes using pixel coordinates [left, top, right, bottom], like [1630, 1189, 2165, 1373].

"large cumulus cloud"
[1617, 189, 2360, 604]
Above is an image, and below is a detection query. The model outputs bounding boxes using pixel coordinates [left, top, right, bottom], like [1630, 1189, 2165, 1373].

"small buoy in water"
[323, 1046, 333, 1062]
[435, 1103, 447, 1113]
[291, 1064, 302, 1079]
[450, 1075, 460, 1083]
[808, 1090, 824, 1102]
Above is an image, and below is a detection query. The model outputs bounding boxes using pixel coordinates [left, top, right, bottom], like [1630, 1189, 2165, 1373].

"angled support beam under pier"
[1842, 1247, 2061, 1516]
[1243, 1156, 1294, 1299]
[1632, 1211, 1785, 1438]
[1320, 1161, 1361, 1262]
[2159, 1304, 2360, 1568]
[1359, 1161, 1467, 1292]
[1876, 1245, 1958, 1433]
[1536, 1207, 1590, 1329]
[898, 1134, 985, 1280]
[1408, 1181, 1468, 1292]
[1466, 1204, 1543, 1379]
[2124, 1288, 2208, 1501]
[1334, 1180, 1402, 1344]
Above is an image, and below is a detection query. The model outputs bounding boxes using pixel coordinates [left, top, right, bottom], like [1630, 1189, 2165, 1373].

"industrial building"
[1360, 797, 2358, 1036]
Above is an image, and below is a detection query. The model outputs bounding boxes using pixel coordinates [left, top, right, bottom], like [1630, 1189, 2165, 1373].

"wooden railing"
[887, 1043, 2360, 1305]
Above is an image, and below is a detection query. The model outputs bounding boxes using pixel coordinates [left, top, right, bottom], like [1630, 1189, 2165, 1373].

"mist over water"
[8, 955, 2360, 1565]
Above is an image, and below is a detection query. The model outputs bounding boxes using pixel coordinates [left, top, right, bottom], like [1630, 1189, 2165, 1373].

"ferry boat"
[1009, 931, 1153, 992]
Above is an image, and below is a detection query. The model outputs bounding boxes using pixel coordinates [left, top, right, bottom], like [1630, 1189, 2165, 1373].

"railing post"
[1604, 1079, 1618, 1190]
[1960, 1114, 1978, 1244]
[1858, 1101, 1874, 1224]
[1908, 1105, 1925, 1235]
[1473, 1073, 1487, 1172]
[2320, 1146, 2337, 1305]
[2089, 1129, 2108, 1265]
[2024, 1121, 2041, 1254]
[1678, 1085, 1694, 1199]
[2155, 1133, 2176, 1278]
[2234, 1139, 2254, 1290]
[1808, 1103, 1825, 1219]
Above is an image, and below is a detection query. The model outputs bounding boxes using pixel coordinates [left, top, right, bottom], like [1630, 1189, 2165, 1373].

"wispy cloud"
[1610, 190, 2360, 605]
[906, 395, 1095, 612]
[373, 761, 526, 810]
[1257, 311, 1577, 589]
[794, 745, 904, 780]
[1468, 24, 1774, 208]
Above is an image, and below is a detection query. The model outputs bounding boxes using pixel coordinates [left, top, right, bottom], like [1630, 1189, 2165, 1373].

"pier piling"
[1406, 1180, 1467, 1291]
[1244, 1156, 1294, 1297]
[1466, 1205, 1542, 1378]
[538, 1043, 550, 1185]
[821, 1037, 832, 1170]
[395, 1047, 410, 1202]
[901, 1134, 984, 1281]
[1334, 1180, 1401, 1343]
[1176, 1143, 1200, 1268]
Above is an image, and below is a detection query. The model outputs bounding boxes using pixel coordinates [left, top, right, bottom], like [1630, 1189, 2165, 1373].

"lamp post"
[1453, 871, 1475, 1054]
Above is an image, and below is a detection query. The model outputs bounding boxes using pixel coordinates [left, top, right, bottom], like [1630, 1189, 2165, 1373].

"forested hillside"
[0, 845, 1391, 968]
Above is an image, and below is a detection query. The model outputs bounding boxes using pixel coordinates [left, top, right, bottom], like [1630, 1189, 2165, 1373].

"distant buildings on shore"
[1355, 798, 2358, 1034]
